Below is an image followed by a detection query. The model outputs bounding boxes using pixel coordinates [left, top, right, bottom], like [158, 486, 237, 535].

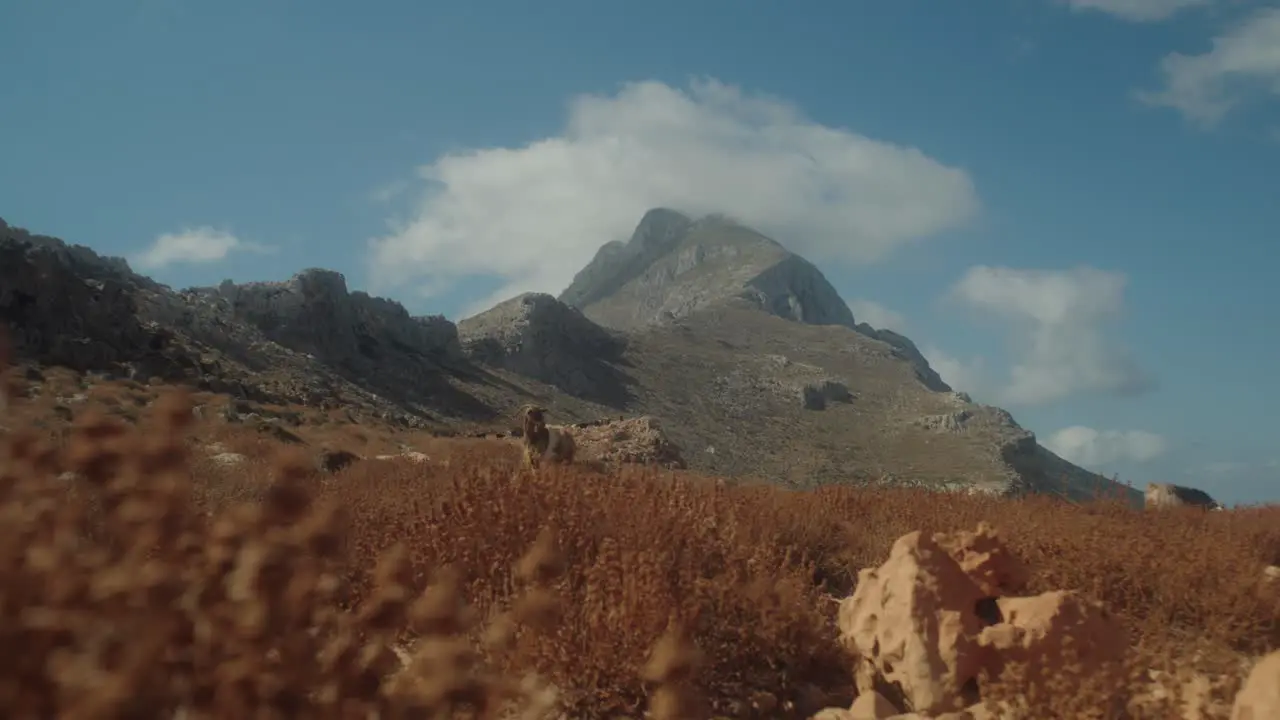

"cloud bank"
[1064, 0, 1212, 22]
[848, 299, 907, 332]
[948, 265, 1153, 406]
[922, 344, 988, 398]
[1044, 426, 1169, 466]
[132, 227, 273, 271]
[1139, 8, 1280, 125]
[368, 78, 980, 316]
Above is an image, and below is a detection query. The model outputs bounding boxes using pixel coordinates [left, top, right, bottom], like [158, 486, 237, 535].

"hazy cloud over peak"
[368, 78, 980, 316]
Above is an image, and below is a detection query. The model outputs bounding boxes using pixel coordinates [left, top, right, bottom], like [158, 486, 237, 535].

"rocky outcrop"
[740, 253, 858, 328]
[1233, 651, 1280, 719]
[0, 218, 491, 424]
[0, 219, 190, 379]
[854, 325, 950, 393]
[1145, 482, 1224, 511]
[827, 524, 1129, 718]
[210, 270, 463, 372]
[458, 293, 631, 407]
[815, 523, 1276, 719]
[569, 416, 686, 469]
[912, 401, 1142, 506]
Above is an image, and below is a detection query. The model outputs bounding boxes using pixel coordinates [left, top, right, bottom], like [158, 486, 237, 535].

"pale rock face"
[567, 415, 687, 469]
[1232, 650, 1280, 720]
[847, 689, 900, 718]
[208, 451, 247, 467]
[215, 268, 463, 369]
[836, 523, 1127, 717]
[838, 529, 993, 715]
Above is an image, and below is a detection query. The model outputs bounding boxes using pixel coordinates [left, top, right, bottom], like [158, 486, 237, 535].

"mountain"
[561, 209, 949, 392]
[0, 213, 1140, 504]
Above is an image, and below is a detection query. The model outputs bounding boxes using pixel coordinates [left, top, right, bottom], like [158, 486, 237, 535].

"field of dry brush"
[2, 369, 1278, 717]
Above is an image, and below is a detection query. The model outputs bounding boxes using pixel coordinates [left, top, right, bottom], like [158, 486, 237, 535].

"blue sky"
[3, 0, 1278, 504]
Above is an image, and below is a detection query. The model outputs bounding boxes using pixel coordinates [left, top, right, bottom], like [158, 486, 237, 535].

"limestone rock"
[1232, 650, 1280, 720]
[915, 411, 974, 433]
[569, 416, 686, 469]
[838, 530, 991, 715]
[373, 451, 430, 464]
[847, 690, 900, 718]
[933, 522, 1029, 597]
[838, 524, 1127, 717]
[1145, 481, 1224, 510]
[209, 451, 247, 467]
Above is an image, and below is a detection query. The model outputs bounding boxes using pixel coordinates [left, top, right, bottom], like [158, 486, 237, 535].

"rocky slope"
[561, 208, 949, 391]
[0, 213, 1139, 504]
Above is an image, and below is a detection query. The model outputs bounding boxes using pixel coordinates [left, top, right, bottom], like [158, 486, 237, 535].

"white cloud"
[132, 226, 274, 271]
[1044, 426, 1169, 466]
[1138, 8, 1280, 125]
[950, 265, 1152, 406]
[368, 78, 980, 316]
[848, 299, 907, 332]
[921, 344, 988, 397]
[1064, 0, 1212, 22]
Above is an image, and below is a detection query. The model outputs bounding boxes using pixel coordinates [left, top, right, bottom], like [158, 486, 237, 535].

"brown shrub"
[1, 361, 1278, 717]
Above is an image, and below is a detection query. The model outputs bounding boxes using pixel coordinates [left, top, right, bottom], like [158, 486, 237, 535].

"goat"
[1144, 482, 1224, 511]
[517, 404, 576, 468]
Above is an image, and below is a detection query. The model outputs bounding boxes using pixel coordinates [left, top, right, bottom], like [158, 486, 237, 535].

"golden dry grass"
[2, 366, 1278, 717]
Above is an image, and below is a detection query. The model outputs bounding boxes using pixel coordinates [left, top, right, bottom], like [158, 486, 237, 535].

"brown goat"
[517, 404, 576, 468]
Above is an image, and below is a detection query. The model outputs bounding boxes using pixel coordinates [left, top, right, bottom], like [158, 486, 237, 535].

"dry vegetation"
[1, 357, 1278, 717]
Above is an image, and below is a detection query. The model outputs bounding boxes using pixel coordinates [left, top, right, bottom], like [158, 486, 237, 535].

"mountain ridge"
[0, 212, 1140, 505]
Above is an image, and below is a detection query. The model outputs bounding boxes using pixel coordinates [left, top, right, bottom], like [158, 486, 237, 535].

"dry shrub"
[0, 388, 577, 717]
[1, 357, 1278, 717]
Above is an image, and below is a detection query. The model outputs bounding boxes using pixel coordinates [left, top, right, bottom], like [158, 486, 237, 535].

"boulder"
[836, 523, 1126, 717]
[569, 416, 686, 469]
[1232, 650, 1280, 720]
[1145, 482, 1224, 510]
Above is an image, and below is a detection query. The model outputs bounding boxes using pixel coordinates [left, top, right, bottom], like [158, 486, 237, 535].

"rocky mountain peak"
[632, 207, 694, 252]
[559, 209, 950, 392]
[559, 208, 695, 309]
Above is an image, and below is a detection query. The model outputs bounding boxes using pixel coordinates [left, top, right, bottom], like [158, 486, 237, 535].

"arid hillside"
[1, 212, 1136, 503]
